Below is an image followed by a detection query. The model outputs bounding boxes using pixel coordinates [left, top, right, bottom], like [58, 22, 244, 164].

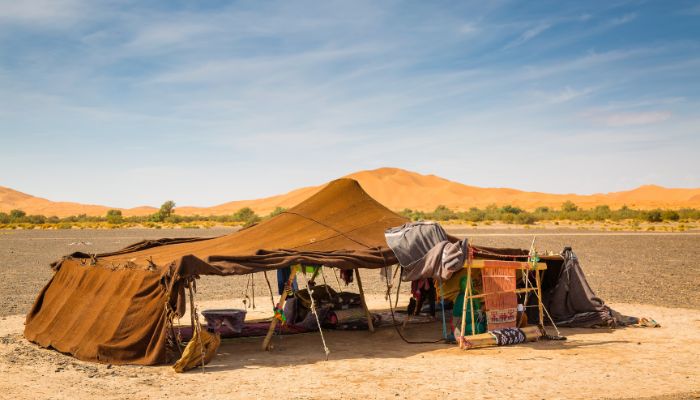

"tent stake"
[262, 265, 298, 351]
[354, 268, 375, 333]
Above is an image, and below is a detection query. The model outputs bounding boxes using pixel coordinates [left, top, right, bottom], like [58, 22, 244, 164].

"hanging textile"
[482, 267, 517, 330]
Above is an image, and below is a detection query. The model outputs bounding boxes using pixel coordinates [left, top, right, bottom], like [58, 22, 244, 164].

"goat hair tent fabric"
[24, 179, 408, 365]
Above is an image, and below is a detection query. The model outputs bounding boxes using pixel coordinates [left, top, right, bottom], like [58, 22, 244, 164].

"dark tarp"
[542, 248, 619, 328]
[25, 179, 408, 365]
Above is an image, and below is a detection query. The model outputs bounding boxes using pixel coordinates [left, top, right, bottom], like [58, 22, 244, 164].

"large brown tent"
[24, 179, 408, 365]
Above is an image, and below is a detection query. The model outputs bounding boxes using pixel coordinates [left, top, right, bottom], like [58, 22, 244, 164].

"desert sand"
[3, 167, 700, 217]
[1, 227, 699, 399]
[1, 297, 699, 400]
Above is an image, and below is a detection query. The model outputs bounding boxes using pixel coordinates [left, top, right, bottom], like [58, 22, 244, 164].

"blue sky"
[1, 1, 699, 208]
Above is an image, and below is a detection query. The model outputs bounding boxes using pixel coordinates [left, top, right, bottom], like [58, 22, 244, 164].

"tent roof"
[96, 178, 408, 274]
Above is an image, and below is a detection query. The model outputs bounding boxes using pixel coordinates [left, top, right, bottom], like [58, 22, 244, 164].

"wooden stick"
[459, 264, 472, 349]
[262, 265, 298, 351]
[468, 270, 476, 338]
[463, 286, 539, 300]
[465, 259, 548, 270]
[354, 268, 374, 333]
[535, 268, 544, 328]
[394, 266, 402, 309]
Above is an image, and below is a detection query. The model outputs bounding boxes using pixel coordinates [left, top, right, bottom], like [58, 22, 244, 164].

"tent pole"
[459, 263, 472, 349]
[535, 268, 544, 328]
[354, 268, 375, 333]
[394, 266, 402, 309]
[262, 265, 299, 351]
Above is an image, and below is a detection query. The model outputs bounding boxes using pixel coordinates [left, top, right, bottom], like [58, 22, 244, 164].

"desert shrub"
[645, 209, 663, 223]
[165, 214, 183, 223]
[561, 201, 578, 212]
[591, 205, 611, 221]
[9, 209, 26, 221]
[269, 207, 286, 218]
[431, 205, 458, 221]
[232, 207, 255, 222]
[460, 207, 486, 222]
[242, 215, 261, 228]
[0, 212, 9, 224]
[106, 209, 124, 224]
[662, 210, 680, 221]
[514, 213, 536, 225]
[500, 205, 523, 215]
[26, 215, 46, 224]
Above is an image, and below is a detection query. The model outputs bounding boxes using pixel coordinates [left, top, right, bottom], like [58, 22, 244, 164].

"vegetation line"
[1, 200, 698, 230]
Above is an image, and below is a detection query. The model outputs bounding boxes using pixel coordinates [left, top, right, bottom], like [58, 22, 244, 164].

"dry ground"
[1, 227, 699, 316]
[1, 227, 699, 399]
[0, 298, 698, 400]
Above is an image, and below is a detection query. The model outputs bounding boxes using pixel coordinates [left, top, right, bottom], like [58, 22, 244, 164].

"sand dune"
[2, 167, 700, 217]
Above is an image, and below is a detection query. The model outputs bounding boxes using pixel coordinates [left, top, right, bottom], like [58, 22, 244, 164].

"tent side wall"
[24, 259, 173, 365]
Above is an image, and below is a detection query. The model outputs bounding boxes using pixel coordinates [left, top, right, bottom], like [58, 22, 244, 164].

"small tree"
[10, 209, 26, 221]
[106, 209, 124, 224]
[159, 201, 175, 219]
[645, 209, 663, 223]
[561, 201, 578, 212]
[233, 207, 256, 222]
[592, 205, 611, 221]
[151, 201, 175, 222]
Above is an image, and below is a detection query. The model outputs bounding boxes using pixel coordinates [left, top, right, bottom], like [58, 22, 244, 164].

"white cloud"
[504, 22, 551, 49]
[0, 0, 87, 24]
[538, 86, 596, 104]
[609, 12, 637, 26]
[584, 111, 672, 127]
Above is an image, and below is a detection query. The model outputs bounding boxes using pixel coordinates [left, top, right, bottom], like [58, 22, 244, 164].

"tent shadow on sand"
[195, 310, 631, 373]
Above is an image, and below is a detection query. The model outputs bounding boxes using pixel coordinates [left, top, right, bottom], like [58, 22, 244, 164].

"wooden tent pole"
[459, 264, 472, 349]
[354, 268, 375, 333]
[535, 268, 544, 328]
[262, 265, 299, 351]
[394, 265, 402, 309]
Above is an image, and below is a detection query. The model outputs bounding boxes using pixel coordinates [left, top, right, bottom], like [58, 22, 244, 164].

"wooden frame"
[262, 265, 375, 352]
[458, 259, 547, 349]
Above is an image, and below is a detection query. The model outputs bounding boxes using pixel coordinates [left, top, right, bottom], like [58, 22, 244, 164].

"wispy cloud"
[608, 12, 638, 27]
[535, 86, 597, 104]
[0, 0, 88, 25]
[585, 111, 672, 127]
[504, 22, 552, 49]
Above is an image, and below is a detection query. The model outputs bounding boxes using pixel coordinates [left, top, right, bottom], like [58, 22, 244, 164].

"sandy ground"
[1, 227, 699, 399]
[1, 296, 698, 400]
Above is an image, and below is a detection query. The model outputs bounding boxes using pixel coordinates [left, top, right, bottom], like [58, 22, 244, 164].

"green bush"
[106, 209, 124, 224]
[561, 201, 578, 212]
[645, 210, 663, 222]
[269, 207, 286, 217]
[662, 210, 680, 221]
[10, 209, 26, 221]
